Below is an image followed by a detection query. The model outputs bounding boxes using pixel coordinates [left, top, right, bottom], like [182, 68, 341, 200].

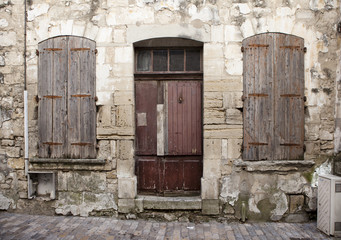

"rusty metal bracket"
[241, 46, 244, 52]
[36, 50, 39, 56]
[94, 49, 98, 54]
[35, 95, 40, 103]
[44, 95, 62, 99]
[43, 142, 62, 146]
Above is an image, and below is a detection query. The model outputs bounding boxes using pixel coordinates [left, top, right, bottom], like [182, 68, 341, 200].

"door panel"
[167, 81, 202, 156]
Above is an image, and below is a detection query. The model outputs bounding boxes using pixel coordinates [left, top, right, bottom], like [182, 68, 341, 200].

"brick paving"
[0, 212, 338, 240]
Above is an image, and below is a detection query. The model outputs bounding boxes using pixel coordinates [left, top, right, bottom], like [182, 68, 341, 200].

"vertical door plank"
[135, 81, 158, 155]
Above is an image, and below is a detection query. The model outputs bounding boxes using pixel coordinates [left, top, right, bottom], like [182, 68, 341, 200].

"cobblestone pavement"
[0, 212, 338, 240]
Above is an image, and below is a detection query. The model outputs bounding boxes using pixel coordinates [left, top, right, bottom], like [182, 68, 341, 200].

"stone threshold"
[136, 195, 202, 210]
[30, 158, 106, 164]
[234, 159, 315, 172]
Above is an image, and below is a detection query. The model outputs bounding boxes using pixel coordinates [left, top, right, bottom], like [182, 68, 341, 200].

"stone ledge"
[30, 158, 106, 164]
[234, 159, 315, 172]
[138, 195, 202, 210]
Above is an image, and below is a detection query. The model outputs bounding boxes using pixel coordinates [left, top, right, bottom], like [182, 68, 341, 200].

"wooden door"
[135, 80, 202, 194]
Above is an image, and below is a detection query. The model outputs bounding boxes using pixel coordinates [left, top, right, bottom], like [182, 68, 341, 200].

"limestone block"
[228, 138, 242, 159]
[202, 199, 220, 215]
[224, 42, 242, 60]
[289, 194, 305, 213]
[223, 92, 243, 109]
[304, 142, 320, 155]
[4, 52, 23, 66]
[225, 25, 242, 42]
[27, 3, 49, 21]
[18, 180, 27, 192]
[204, 109, 225, 124]
[240, 18, 254, 38]
[97, 140, 111, 159]
[8, 158, 24, 169]
[295, 9, 315, 20]
[111, 77, 134, 91]
[0, 193, 12, 210]
[84, 23, 99, 40]
[114, 47, 133, 64]
[6, 147, 21, 158]
[0, 31, 16, 46]
[155, 9, 178, 25]
[111, 140, 117, 158]
[66, 171, 107, 193]
[210, 25, 224, 43]
[225, 59, 243, 76]
[115, 6, 155, 25]
[305, 124, 320, 141]
[203, 159, 221, 178]
[112, 63, 134, 77]
[204, 60, 226, 78]
[96, 64, 111, 84]
[233, 3, 251, 15]
[126, 24, 210, 44]
[201, 178, 219, 199]
[204, 139, 222, 159]
[106, 11, 117, 26]
[0, 19, 8, 28]
[114, 28, 126, 43]
[117, 159, 134, 178]
[278, 173, 306, 194]
[222, 139, 228, 160]
[204, 43, 224, 60]
[114, 91, 133, 105]
[96, 27, 113, 43]
[118, 198, 135, 213]
[57, 171, 68, 191]
[98, 105, 113, 127]
[204, 127, 242, 139]
[72, 22, 86, 36]
[116, 105, 133, 127]
[118, 177, 137, 199]
[226, 109, 242, 125]
[0, 55, 4, 66]
[118, 140, 134, 160]
[320, 130, 333, 141]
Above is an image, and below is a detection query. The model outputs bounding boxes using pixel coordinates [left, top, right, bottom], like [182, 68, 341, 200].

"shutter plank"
[51, 37, 68, 158]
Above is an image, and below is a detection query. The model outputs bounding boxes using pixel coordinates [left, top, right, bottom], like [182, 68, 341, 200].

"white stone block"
[203, 159, 221, 178]
[225, 59, 243, 75]
[0, 31, 16, 46]
[96, 27, 113, 43]
[201, 178, 219, 199]
[227, 138, 242, 159]
[106, 11, 117, 26]
[204, 139, 222, 159]
[72, 23, 85, 36]
[117, 159, 134, 178]
[225, 25, 243, 42]
[96, 91, 112, 105]
[60, 20, 73, 35]
[222, 139, 228, 160]
[96, 64, 111, 85]
[35, 18, 50, 41]
[211, 25, 224, 43]
[96, 47, 106, 65]
[276, 7, 294, 16]
[114, 29, 126, 43]
[234, 3, 251, 15]
[240, 18, 255, 38]
[27, 3, 49, 21]
[84, 23, 99, 40]
[4, 52, 23, 66]
[224, 42, 242, 60]
[204, 43, 224, 60]
[115, 47, 133, 64]
[49, 24, 61, 38]
[0, 19, 8, 27]
[118, 177, 137, 199]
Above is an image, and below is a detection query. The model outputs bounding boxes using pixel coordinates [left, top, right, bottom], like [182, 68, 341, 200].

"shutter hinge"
[36, 50, 39, 56]
[303, 47, 307, 53]
[303, 96, 307, 102]
[94, 96, 98, 102]
[241, 46, 244, 52]
[35, 95, 40, 103]
[241, 95, 247, 101]
[95, 49, 98, 55]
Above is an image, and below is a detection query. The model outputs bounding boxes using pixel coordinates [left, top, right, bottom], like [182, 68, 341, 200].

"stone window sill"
[234, 159, 315, 172]
[30, 158, 106, 165]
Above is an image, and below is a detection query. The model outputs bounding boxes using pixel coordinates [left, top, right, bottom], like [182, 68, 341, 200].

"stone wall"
[0, 0, 340, 221]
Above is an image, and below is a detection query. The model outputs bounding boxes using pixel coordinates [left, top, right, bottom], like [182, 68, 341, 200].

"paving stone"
[0, 212, 336, 240]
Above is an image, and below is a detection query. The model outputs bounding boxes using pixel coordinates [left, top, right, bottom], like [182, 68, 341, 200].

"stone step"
[137, 195, 202, 210]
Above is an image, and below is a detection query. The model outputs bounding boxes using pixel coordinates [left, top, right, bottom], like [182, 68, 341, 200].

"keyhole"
[178, 97, 183, 103]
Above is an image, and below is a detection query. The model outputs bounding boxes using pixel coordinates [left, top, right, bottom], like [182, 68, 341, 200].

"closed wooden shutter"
[68, 37, 96, 158]
[38, 36, 96, 159]
[38, 37, 68, 158]
[242, 33, 304, 160]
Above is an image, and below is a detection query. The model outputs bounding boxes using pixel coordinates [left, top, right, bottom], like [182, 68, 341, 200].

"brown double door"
[135, 80, 202, 195]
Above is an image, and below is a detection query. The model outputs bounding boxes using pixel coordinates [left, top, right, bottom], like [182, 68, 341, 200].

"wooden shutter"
[68, 37, 96, 158]
[38, 37, 68, 158]
[243, 33, 304, 160]
[38, 36, 96, 159]
[274, 34, 305, 160]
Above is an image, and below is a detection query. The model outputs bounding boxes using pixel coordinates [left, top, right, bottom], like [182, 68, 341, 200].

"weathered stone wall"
[0, 0, 340, 221]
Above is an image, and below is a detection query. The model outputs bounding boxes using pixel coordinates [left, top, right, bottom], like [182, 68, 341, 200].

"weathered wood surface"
[243, 33, 304, 161]
[38, 36, 96, 159]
